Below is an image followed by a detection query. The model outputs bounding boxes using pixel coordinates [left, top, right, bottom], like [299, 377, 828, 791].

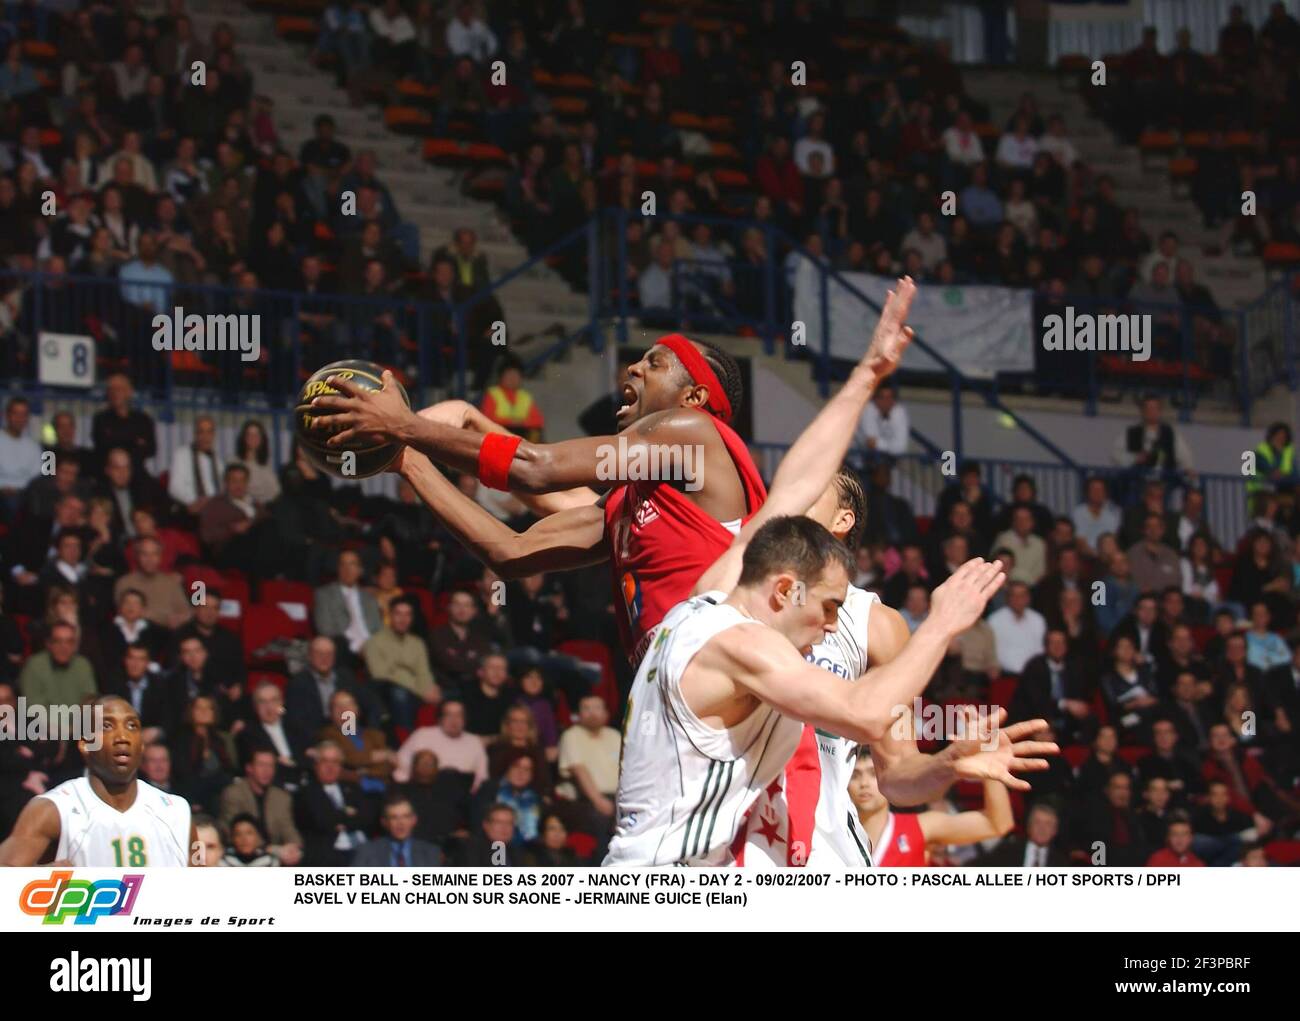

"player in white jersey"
[605, 589, 806, 865]
[0, 696, 195, 866]
[605, 515, 1033, 866]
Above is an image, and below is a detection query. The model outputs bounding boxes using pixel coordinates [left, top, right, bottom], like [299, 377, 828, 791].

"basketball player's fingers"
[1006, 758, 1051, 773]
[325, 427, 362, 446]
[323, 374, 365, 398]
[1010, 741, 1059, 759]
[380, 369, 397, 390]
[893, 276, 917, 316]
[1000, 718, 1048, 741]
[308, 394, 357, 412]
[992, 705, 1010, 728]
[996, 768, 1034, 791]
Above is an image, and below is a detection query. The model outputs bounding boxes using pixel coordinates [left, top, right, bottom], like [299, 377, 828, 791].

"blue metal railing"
[750, 442, 1264, 550]
[4, 211, 1296, 457]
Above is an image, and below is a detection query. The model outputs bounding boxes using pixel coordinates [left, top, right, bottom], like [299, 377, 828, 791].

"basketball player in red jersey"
[848, 745, 1013, 866]
[310, 284, 917, 662]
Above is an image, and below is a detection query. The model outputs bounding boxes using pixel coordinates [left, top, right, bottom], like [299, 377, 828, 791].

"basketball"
[294, 360, 409, 479]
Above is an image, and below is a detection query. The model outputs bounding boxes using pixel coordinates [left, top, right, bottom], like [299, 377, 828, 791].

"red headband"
[656, 334, 732, 422]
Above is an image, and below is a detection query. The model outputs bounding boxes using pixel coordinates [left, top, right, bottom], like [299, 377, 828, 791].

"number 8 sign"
[38, 332, 95, 389]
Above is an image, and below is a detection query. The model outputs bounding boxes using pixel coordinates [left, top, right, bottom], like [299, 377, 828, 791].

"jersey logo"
[753, 804, 786, 848]
[897, 834, 911, 854]
[632, 495, 659, 530]
[18, 871, 145, 925]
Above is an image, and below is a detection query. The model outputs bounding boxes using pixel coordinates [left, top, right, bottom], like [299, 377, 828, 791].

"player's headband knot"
[657, 334, 732, 423]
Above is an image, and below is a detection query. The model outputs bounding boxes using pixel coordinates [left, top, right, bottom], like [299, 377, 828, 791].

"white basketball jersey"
[743, 584, 878, 868]
[604, 592, 805, 867]
[39, 775, 192, 867]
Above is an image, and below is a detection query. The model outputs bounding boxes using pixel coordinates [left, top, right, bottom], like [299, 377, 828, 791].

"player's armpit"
[399, 450, 608, 578]
[0, 796, 60, 866]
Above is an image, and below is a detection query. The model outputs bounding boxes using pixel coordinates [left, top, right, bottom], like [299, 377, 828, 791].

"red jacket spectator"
[1201, 751, 1268, 815]
[1146, 847, 1205, 867]
[756, 148, 804, 212]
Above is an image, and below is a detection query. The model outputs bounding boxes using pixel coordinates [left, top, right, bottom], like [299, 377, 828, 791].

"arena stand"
[0, 0, 1298, 868]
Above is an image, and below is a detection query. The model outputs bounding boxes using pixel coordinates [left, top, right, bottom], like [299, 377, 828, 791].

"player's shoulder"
[138, 779, 191, 817]
[843, 584, 880, 617]
[632, 407, 723, 443]
[39, 775, 90, 803]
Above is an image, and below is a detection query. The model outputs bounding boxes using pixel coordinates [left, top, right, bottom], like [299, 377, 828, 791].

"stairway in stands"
[182, 0, 596, 376]
[963, 66, 1267, 311]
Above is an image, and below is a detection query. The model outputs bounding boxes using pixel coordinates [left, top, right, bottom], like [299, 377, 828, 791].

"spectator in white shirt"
[900, 211, 948, 272]
[168, 415, 223, 515]
[369, 0, 419, 74]
[1038, 114, 1077, 168]
[393, 699, 489, 788]
[995, 115, 1039, 172]
[0, 396, 43, 514]
[942, 111, 985, 167]
[445, 1, 498, 63]
[1071, 475, 1122, 557]
[557, 693, 621, 855]
[793, 111, 835, 176]
[987, 581, 1047, 675]
[854, 381, 910, 456]
[1140, 231, 1180, 284]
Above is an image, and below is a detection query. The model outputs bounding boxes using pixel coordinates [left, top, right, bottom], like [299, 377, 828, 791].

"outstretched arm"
[0, 796, 59, 866]
[693, 278, 916, 595]
[917, 779, 1015, 846]
[716, 560, 1006, 744]
[314, 375, 731, 499]
[416, 400, 601, 515]
[396, 449, 609, 579]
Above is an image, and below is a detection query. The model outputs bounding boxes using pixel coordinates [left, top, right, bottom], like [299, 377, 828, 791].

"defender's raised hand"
[946, 707, 1059, 792]
[862, 276, 917, 379]
[927, 557, 1006, 636]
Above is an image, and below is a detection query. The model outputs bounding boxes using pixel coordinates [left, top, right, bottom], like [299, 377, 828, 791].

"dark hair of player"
[686, 339, 744, 420]
[737, 516, 854, 589]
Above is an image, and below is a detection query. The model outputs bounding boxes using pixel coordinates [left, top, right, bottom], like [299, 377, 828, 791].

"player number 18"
[111, 835, 147, 866]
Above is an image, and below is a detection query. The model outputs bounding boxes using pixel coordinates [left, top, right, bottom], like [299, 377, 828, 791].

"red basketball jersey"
[603, 413, 767, 664]
[875, 812, 928, 867]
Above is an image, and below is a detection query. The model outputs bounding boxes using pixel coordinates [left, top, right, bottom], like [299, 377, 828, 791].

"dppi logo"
[19, 871, 144, 925]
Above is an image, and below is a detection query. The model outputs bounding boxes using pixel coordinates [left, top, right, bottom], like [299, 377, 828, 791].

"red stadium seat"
[12, 614, 32, 654]
[989, 676, 1017, 709]
[1264, 840, 1300, 865]
[412, 589, 436, 629]
[218, 570, 252, 607]
[241, 604, 300, 665]
[566, 831, 597, 860]
[1062, 745, 1090, 769]
[259, 579, 315, 619]
[1117, 746, 1150, 766]
[414, 702, 439, 729]
[555, 639, 618, 716]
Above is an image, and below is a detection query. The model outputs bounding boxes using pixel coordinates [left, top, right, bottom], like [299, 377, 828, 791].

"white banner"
[793, 262, 1036, 378]
[2, 866, 1295, 933]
